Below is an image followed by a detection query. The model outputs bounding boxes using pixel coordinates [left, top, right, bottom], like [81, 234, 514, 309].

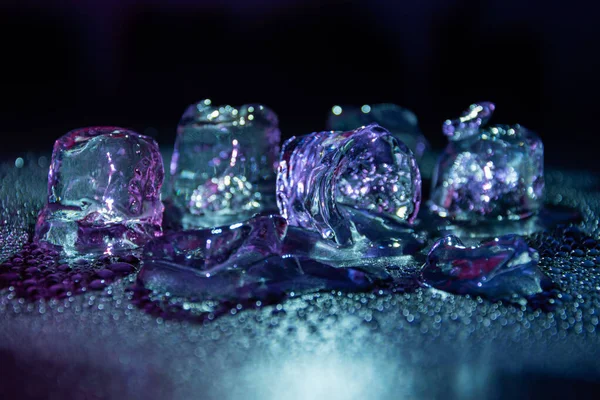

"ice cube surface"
[139, 215, 386, 303]
[142, 215, 288, 276]
[430, 102, 544, 221]
[170, 99, 281, 228]
[277, 123, 421, 246]
[422, 234, 551, 303]
[34, 126, 164, 256]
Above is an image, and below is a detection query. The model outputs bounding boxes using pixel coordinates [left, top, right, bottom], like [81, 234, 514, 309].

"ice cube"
[277, 123, 421, 246]
[34, 126, 164, 256]
[170, 99, 281, 228]
[430, 102, 544, 221]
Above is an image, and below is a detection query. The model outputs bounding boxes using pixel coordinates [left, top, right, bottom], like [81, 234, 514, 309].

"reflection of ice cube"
[327, 103, 429, 160]
[430, 102, 544, 221]
[170, 99, 281, 228]
[34, 126, 164, 256]
[422, 234, 551, 303]
[277, 123, 421, 246]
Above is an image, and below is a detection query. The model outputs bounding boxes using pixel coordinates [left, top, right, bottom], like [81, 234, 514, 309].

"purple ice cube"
[430, 102, 544, 221]
[34, 126, 164, 256]
[277, 123, 421, 246]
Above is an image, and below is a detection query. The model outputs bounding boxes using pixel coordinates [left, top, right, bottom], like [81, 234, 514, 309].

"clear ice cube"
[327, 103, 429, 160]
[34, 126, 164, 256]
[430, 102, 544, 221]
[422, 234, 552, 303]
[277, 123, 421, 246]
[170, 99, 281, 228]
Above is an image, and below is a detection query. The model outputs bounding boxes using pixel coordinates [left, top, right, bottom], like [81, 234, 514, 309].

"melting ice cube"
[142, 215, 288, 277]
[327, 103, 429, 160]
[139, 215, 386, 303]
[277, 123, 421, 246]
[422, 234, 552, 303]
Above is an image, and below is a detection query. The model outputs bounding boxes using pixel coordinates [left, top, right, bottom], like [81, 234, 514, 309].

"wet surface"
[0, 243, 139, 301]
[1, 154, 600, 399]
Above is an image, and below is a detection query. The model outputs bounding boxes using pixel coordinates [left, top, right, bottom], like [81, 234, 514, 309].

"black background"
[1, 0, 598, 170]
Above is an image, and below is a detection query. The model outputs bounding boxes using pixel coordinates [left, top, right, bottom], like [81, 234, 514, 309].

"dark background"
[1, 0, 598, 169]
